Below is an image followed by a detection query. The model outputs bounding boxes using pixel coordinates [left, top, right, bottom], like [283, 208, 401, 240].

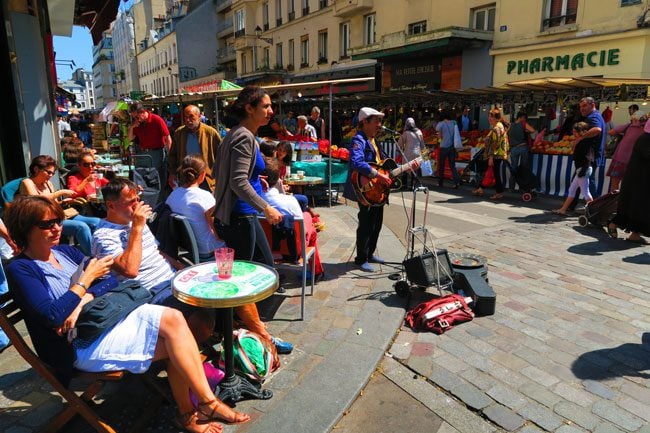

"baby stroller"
[504, 161, 540, 202]
[578, 190, 619, 228]
[462, 147, 486, 187]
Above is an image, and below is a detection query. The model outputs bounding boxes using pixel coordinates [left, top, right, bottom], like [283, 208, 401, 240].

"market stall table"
[531, 154, 611, 197]
[172, 261, 279, 404]
[291, 158, 348, 184]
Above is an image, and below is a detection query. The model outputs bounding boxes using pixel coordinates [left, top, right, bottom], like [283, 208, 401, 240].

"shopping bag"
[420, 159, 434, 177]
[453, 124, 463, 149]
[481, 165, 495, 188]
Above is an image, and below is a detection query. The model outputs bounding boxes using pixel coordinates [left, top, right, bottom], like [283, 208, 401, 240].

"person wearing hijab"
[397, 117, 424, 189]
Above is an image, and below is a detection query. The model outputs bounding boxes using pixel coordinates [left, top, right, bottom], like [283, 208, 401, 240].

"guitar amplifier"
[403, 249, 454, 288]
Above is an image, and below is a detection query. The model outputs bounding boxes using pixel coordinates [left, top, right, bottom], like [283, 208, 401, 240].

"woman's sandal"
[607, 224, 618, 239]
[174, 410, 222, 433]
[197, 399, 251, 425]
[472, 188, 484, 196]
[489, 193, 503, 200]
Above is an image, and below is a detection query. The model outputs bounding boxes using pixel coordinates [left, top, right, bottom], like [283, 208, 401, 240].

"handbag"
[74, 281, 153, 347]
[405, 294, 474, 334]
[420, 159, 434, 177]
[218, 329, 280, 383]
[453, 124, 463, 149]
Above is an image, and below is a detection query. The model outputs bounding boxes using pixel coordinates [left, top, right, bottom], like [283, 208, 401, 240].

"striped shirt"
[91, 220, 175, 293]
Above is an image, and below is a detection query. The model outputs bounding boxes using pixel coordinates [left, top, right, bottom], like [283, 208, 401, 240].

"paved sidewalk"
[0, 203, 408, 433]
[391, 211, 650, 432]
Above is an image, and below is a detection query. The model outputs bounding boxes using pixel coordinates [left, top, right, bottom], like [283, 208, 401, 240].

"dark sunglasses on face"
[82, 162, 96, 168]
[41, 168, 56, 176]
[36, 218, 63, 230]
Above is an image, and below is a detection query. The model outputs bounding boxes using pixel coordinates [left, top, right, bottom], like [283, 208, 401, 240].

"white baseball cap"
[358, 107, 385, 122]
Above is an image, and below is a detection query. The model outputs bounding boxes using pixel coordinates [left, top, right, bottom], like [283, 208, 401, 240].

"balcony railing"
[302, 6, 309, 16]
[234, 29, 245, 38]
[542, 12, 577, 29]
[288, 11, 295, 21]
[276, 17, 283, 26]
[217, 46, 236, 59]
[263, 22, 269, 31]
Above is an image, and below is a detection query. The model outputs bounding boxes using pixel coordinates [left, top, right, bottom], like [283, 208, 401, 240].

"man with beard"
[168, 105, 222, 191]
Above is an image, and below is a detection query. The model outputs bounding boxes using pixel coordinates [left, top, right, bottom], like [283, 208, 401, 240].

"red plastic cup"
[214, 247, 235, 279]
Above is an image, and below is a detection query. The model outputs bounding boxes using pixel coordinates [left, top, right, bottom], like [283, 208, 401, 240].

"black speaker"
[403, 249, 453, 287]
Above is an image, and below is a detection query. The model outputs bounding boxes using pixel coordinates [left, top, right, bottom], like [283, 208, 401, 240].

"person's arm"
[524, 123, 537, 134]
[163, 134, 172, 152]
[127, 123, 137, 142]
[319, 119, 326, 139]
[0, 218, 19, 255]
[20, 179, 74, 200]
[204, 205, 217, 237]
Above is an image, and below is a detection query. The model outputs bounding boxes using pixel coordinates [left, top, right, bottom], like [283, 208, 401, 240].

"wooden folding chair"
[259, 215, 316, 320]
[0, 291, 169, 433]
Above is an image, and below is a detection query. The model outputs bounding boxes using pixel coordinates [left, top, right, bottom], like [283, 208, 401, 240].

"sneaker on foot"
[368, 255, 385, 264]
[358, 261, 376, 272]
[272, 337, 294, 354]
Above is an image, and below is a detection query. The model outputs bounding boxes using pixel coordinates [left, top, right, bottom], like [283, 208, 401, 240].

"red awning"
[74, 0, 122, 44]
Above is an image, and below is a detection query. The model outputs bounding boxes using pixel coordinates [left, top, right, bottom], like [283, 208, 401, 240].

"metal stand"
[216, 307, 273, 405]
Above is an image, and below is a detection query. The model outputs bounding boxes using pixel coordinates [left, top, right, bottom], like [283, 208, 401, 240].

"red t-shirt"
[67, 172, 109, 199]
[132, 112, 170, 150]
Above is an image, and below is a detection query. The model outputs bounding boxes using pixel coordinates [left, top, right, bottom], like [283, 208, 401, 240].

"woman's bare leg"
[153, 308, 250, 424]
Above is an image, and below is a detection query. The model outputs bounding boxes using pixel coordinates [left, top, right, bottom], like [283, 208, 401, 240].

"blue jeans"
[62, 214, 100, 255]
[215, 214, 274, 267]
[438, 147, 461, 185]
[293, 193, 309, 212]
[0, 261, 8, 349]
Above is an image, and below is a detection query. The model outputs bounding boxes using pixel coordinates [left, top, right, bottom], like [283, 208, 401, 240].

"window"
[235, 9, 246, 37]
[302, 0, 310, 16]
[276, 43, 283, 68]
[318, 30, 328, 63]
[241, 52, 247, 74]
[340, 22, 350, 58]
[319, 0, 328, 9]
[276, 0, 283, 26]
[288, 39, 295, 68]
[473, 5, 495, 31]
[621, 0, 641, 4]
[543, 0, 577, 29]
[263, 47, 270, 68]
[300, 35, 309, 68]
[408, 20, 427, 35]
[263, 3, 269, 31]
[364, 13, 376, 45]
[288, 0, 295, 21]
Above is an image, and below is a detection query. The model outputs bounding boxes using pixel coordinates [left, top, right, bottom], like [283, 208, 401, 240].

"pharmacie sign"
[506, 48, 620, 75]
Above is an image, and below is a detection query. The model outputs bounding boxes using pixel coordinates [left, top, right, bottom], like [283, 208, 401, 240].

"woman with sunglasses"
[5, 196, 245, 433]
[18, 155, 100, 255]
[67, 150, 109, 199]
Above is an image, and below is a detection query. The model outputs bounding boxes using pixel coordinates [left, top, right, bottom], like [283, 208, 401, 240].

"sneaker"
[272, 337, 294, 355]
[358, 261, 376, 272]
[368, 255, 385, 264]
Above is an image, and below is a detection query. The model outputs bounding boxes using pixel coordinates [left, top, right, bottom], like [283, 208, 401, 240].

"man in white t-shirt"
[296, 115, 317, 141]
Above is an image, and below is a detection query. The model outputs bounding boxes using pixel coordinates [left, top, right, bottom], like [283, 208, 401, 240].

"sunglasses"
[35, 218, 63, 230]
[82, 162, 97, 168]
[42, 168, 56, 176]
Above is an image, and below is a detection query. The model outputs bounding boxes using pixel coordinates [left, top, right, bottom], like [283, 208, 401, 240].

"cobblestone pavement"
[385, 187, 650, 433]
[2, 188, 649, 433]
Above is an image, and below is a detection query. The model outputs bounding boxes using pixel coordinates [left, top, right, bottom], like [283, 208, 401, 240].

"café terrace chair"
[171, 213, 201, 266]
[258, 214, 316, 321]
[0, 291, 170, 433]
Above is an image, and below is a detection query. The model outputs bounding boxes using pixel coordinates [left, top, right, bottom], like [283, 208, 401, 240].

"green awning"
[352, 38, 450, 60]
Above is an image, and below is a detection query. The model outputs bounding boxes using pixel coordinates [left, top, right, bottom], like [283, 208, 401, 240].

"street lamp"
[254, 26, 273, 44]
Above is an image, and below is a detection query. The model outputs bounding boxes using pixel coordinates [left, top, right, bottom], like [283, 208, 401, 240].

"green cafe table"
[172, 260, 279, 404]
[291, 157, 349, 184]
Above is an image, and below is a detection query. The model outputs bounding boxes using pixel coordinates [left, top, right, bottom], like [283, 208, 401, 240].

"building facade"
[92, 29, 116, 108]
[112, 10, 139, 99]
[491, 0, 650, 87]
[229, 0, 495, 92]
[71, 68, 95, 109]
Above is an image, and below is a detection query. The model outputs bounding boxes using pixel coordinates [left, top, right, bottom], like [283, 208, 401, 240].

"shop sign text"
[507, 49, 620, 75]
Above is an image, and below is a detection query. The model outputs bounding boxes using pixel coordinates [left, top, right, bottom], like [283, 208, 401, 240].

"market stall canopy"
[73, 0, 123, 44]
[449, 77, 650, 95]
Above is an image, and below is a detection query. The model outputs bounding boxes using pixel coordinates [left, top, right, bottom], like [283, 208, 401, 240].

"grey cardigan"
[213, 125, 268, 224]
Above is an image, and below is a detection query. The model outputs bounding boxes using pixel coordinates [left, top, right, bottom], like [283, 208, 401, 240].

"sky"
[53, 0, 136, 81]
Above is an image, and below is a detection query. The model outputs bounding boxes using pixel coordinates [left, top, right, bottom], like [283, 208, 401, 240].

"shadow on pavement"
[567, 238, 641, 256]
[622, 252, 650, 265]
[508, 213, 559, 225]
[571, 333, 650, 381]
